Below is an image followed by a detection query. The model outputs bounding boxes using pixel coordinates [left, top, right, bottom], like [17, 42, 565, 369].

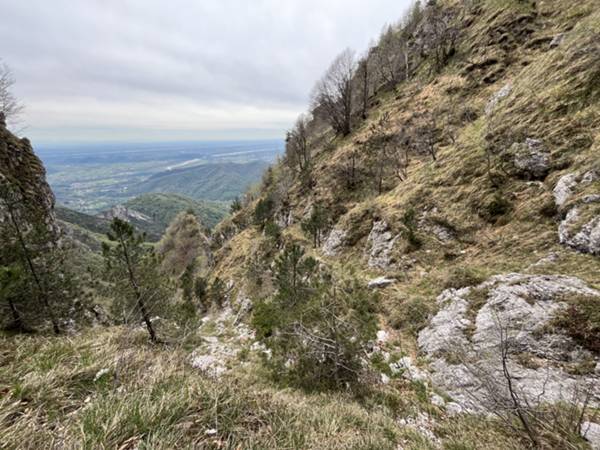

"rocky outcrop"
[275, 209, 294, 229]
[508, 138, 551, 180]
[485, 82, 512, 115]
[418, 273, 600, 411]
[0, 114, 57, 233]
[98, 204, 152, 223]
[554, 170, 600, 256]
[322, 227, 347, 256]
[368, 276, 396, 289]
[365, 220, 397, 269]
[582, 421, 600, 450]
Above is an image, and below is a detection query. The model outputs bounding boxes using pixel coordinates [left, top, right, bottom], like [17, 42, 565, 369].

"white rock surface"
[559, 207, 600, 256]
[377, 330, 389, 343]
[368, 277, 396, 289]
[366, 220, 397, 269]
[554, 173, 579, 207]
[510, 138, 551, 179]
[554, 170, 600, 256]
[322, 228, 347, 256]
[582, 422, 600, 450]
[485, 82, 512, 115]
[418, 274, 600, 411]
[391, 357, 429, 382]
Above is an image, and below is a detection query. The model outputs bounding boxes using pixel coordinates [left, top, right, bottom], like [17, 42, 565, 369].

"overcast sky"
[0, 0, 411, 144]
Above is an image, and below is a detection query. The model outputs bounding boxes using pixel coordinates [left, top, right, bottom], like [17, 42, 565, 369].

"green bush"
[482, 193, 512, 223]
[552, 295, 600, 354]
[252, 244, 377, 391]
[401, 208, 422, 250]
[253, 196, 275, 228]
[443, 266, 486, 290]
[263, 220, 281, 243]
[390, 297, 433, 336]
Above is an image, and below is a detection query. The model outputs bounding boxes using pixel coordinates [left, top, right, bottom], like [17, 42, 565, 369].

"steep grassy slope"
[55, 206, 111, 235]
[214, 0, 600, 310]
[130, 161, 269, 201]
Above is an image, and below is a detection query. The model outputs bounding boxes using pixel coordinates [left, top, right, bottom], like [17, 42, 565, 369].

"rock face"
[365, 220, 397, 269]
[509, 138, 551, 180]
[275, 209, 294, 228]
[322, 227, 347, 256]
[553, 173, 579, 208]
[554, 170, 600, 256]
[418, 273, 600, 411]
[0, 118, 57, 233]
[485, 82, 512, 115]
[582, 421, 600, 450]
[99, 204, 152, 223]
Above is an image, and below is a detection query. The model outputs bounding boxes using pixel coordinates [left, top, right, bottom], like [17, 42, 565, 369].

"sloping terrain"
[123, 193, 228, 231]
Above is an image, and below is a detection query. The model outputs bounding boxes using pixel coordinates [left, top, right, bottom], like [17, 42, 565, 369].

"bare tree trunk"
[7, 298, 25, 331]
[118, 235, 158, 343]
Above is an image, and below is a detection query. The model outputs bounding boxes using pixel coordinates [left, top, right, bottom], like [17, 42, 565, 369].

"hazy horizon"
[1, 0, 413, 144]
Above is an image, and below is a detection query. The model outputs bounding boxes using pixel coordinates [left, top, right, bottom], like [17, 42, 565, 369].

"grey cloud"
[0, 0, 412, 143]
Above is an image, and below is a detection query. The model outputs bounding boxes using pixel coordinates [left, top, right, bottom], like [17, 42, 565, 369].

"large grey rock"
[275, 209, 294, 228]
[582, 422, 600, 450]
[559, 207, 600, 256]
[510, 138, 551, 180]
[555, 170, 600, 256]
[485, 83, 512, 115]
[322, 227, 347, 256]
[418, 274, 600, 411]
[553, 173, 579, 207]
[366, 220, 398, 269]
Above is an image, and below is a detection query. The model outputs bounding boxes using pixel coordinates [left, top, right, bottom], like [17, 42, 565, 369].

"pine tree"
[0, 184, 68, 334]
[102, 218, 169, 343]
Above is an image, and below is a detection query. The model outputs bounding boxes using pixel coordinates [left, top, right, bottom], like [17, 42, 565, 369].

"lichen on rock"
[418, 273, 600, 411]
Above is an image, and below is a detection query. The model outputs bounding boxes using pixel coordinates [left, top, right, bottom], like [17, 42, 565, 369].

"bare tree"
[371, 27, 410, 88]
[412, 114, 440, 162]
[418, 4, 459, 73]
[0, 61, 24, 126]
[312, 49, 357, 136]
[285, 113, 312, 176]
[355, 56, 371, 120]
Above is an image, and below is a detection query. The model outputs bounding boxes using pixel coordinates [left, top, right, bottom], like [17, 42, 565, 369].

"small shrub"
[552, 295, 600, 354]
[539, 197, 558, 218]
[253, 246, 377, 391]
[253, 196, 275, 228]
[482, 193, 512, 223]
[390, 297, 433, 336]
[263, 220, 281, 243]
[443, 266, 486, 290]
[230, 197, 242, 214]
[401, 208, 422, 250]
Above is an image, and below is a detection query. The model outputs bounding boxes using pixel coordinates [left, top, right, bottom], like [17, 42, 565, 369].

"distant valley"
[38, 139, 282, 214]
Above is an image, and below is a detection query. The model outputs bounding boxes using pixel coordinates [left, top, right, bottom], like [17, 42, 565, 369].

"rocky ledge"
[418, 273, 600, 411]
